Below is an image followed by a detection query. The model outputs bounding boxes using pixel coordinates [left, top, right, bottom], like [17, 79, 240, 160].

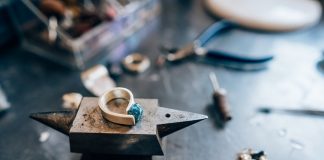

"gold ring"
[98, 87, 136, 125]
[122, 53, 150, 73]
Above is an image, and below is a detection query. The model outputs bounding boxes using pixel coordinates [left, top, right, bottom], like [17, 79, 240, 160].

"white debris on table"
[62, 92, 83, 109]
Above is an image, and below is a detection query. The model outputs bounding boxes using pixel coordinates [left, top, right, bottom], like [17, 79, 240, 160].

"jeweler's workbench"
[1, 0, 324, 160]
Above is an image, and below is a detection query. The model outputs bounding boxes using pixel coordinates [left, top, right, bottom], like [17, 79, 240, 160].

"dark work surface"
[0, 0, 20, 48]
[1, 0, 324, 159]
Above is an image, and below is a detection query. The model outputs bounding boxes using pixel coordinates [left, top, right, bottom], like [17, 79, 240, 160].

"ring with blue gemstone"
[98, 87, 143, 126]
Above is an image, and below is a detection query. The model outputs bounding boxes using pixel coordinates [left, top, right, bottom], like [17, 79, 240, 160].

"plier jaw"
[166, 43, 195, 62]
[156, 41, 207, 66]
[157, 20, 274, 68]
[156, 43, 195, 67]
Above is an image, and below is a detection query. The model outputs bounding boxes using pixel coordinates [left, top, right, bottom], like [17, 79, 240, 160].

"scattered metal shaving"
[39, 131, 50, 142]
[237, 149, 267, 160]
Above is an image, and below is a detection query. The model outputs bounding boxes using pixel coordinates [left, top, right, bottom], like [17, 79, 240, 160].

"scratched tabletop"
[1, 0, 324, 160]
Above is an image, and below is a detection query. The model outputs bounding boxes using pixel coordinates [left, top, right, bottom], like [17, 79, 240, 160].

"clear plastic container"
[18, 0, 160, 69]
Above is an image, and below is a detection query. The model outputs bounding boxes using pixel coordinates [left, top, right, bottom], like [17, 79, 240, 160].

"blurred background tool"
[157, 20, 274, 67]
[62, 92, 83, 109]
[81, 64, 116, 96]
[258, 107, 324, 117]
[209, 72, 231, 121]
[158, 0, 322, 69]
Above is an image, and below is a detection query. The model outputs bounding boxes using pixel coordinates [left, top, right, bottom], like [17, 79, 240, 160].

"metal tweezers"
[160, 20, 274, 64]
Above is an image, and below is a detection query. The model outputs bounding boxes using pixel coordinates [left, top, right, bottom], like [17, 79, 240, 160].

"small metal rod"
[259, 107, 324, 117]
[209, 72, 220, 92]
[208, 72, 232, 121]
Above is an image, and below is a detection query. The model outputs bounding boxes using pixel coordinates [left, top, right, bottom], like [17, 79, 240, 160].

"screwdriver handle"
[212, 88, 232, 121]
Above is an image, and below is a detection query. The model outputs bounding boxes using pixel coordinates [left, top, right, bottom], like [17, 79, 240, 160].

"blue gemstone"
[127, 103, 143, 123]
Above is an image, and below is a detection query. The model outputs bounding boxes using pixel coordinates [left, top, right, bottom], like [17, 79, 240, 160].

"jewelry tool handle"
[196, 20, 233, 46]
[209, 73, 232, 121]
[197, 20, 274, 63]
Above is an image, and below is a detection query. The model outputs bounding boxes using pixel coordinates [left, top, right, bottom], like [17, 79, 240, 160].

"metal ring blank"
[122, 53, 150, 73]
[98, 87, 135, 125]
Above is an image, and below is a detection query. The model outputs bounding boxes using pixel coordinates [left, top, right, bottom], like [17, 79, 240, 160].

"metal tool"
[62, 92, 83, 109]
[81, 65, 116, 96]
[48, 16, 58, 43]
[258, 107, 324, 117]
[30, 98, 207, 156]
[157, 20, 274, 67]
[209, 72, 231, 121]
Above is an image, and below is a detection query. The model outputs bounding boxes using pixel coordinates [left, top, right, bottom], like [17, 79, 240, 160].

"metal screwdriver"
[209, 72, 232, 121]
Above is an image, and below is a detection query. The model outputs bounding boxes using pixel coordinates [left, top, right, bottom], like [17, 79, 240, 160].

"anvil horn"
[30, 110, 76, 135]
[156, 107, 208, 137]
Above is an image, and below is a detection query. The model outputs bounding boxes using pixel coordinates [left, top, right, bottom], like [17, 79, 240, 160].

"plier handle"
[160, 20, 274, 64]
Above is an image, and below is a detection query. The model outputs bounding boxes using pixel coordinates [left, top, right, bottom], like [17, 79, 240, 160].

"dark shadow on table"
[205, 103, 227, 129]
[81, 154, 153, 160]
[316, 58, 324, 75]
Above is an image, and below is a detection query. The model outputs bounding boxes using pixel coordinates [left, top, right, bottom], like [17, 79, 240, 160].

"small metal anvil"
[30, 97, 207, 157]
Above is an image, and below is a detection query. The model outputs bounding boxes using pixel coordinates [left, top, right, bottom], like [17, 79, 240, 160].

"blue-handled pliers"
[159, 20, 274, 65]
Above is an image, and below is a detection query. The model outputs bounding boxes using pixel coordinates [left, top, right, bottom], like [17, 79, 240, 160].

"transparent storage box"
[18, 0, 160, 69]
